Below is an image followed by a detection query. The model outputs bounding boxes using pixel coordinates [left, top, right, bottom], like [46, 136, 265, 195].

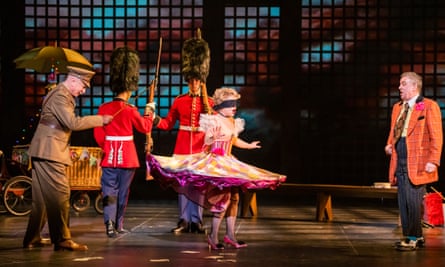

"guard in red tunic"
[157, 82, 213, 155]
[154, 30, 214, 233]
[94, 47, 154, 237]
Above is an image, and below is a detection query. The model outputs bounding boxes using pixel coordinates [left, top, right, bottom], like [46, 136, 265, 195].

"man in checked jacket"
[385, 71, 443, 251]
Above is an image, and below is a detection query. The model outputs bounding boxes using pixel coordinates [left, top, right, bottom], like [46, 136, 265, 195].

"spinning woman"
[148, 87, 286, 249]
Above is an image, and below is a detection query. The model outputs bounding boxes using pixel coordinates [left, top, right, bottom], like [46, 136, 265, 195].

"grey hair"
[401, 72, 422, 90]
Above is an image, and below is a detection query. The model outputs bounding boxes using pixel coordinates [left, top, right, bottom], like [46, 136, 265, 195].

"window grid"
[223, 6, 280, 91]
[299, 0, 445, 183]
[220, 5, 282, 172]
[17, 1, 445, 185]
[21, 0, 204, 148]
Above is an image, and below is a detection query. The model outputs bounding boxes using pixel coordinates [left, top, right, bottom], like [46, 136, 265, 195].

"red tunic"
[157, 94, 213, 155]
[94, 99, 153, 168]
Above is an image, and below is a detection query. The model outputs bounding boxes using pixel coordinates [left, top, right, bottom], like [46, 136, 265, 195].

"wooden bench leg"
[241, 191, 257, 217]
[316, 192, 333, 221]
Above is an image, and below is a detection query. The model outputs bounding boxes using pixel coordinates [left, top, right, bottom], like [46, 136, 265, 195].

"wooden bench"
[241, 183, 398, 221]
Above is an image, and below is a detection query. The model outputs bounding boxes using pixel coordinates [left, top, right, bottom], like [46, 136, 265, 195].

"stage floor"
[0, 194, 444, 267]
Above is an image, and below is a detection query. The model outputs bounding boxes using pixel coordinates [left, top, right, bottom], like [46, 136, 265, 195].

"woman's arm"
[233, 138, 261, 150]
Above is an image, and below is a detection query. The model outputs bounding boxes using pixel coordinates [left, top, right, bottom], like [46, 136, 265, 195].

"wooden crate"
[67, 146, 102, 190]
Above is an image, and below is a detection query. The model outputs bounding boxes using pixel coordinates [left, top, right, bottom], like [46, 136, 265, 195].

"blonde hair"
[212, 87, 240, 106]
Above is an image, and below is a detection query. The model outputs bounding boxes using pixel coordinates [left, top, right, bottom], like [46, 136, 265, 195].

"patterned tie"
[394, 103, 409, 143]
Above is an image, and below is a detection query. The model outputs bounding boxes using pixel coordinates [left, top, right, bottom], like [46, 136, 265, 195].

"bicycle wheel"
[3, 175, 32, 216]
[0, 180, 7, 214]
[71, 191, 91, 212]
[94, 192, 103, 214]
[0, 193, 6, 214]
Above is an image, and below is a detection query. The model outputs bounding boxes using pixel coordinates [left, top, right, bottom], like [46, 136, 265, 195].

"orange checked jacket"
[386, 96, 443, 186]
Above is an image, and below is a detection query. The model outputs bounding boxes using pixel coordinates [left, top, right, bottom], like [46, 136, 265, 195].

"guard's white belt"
[179, 125, 203, 132]
[105, 135, 134, 141]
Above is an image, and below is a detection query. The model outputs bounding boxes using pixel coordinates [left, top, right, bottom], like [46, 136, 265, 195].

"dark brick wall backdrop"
[1, 1, 445, 198]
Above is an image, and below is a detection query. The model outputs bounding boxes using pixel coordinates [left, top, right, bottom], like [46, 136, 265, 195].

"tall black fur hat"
[110, 46, 140, 94]
[181, 29, 210, 83]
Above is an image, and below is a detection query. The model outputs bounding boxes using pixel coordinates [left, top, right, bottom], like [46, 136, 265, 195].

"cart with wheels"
[67, 146, 103, 214]
[2, 175, 33, 216]
[0, 146, 33, 216]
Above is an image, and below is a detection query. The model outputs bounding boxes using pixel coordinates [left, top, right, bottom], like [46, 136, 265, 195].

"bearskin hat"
[110, 46, 140, 94]
[181, 29, 210, 83]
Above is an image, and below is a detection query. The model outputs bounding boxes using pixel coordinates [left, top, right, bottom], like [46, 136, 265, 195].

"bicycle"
[0, 148, 32, 216]
[1, 145, 104, 216]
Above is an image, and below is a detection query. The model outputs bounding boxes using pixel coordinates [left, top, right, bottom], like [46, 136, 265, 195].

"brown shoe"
[54, 240, 88, 251]
[23, 238, 51, 249]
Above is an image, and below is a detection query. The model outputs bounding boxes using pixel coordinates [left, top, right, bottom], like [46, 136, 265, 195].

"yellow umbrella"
[14, 43, 93, 74]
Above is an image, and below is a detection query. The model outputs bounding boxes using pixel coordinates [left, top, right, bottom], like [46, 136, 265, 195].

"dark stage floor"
[0, 191, 444, 267]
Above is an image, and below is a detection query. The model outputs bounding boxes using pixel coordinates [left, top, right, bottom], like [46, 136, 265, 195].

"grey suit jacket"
[28, 83, 103, 166]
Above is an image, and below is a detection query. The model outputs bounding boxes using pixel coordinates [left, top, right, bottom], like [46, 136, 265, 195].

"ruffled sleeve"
[234, 118, 245, 136]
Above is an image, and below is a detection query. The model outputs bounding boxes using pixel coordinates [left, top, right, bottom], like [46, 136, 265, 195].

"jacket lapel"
[406, 96, 425, 135]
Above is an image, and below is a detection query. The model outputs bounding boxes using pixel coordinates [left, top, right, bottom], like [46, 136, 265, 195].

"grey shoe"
[396, 238, 417, 251]
[394, 237, 425, 248]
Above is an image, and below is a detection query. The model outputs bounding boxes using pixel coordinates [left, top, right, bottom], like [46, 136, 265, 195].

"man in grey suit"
[23, 65, 113, 251]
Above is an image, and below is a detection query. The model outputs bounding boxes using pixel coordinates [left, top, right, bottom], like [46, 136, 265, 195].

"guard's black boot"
[106, 220, 117, 238]
[171, 219, 189, 234]
[190, 221, 206, 234]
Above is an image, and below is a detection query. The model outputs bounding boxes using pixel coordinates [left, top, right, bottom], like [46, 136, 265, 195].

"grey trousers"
[23, 159, 71, 245]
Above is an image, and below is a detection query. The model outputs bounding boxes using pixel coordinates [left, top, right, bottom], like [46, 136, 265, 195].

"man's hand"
[384, 144, 392, 155]
[425, 162, 437, 173]
[102, 115, 113, 125]
[145, 102, 156, 116]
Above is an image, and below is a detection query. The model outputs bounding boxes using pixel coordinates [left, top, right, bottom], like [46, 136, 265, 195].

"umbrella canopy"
[14, 45, 93, 74]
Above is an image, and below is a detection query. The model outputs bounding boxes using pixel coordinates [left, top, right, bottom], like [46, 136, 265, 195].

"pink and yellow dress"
[147, 113, 286, 210]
